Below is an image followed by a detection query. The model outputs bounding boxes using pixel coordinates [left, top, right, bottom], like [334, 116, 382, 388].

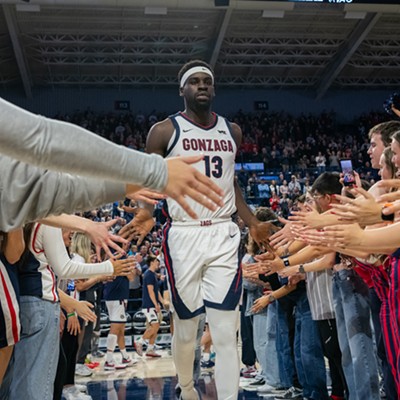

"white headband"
[180, 66, 214, 88]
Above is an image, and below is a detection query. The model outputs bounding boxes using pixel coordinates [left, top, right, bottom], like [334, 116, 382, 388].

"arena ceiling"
[1, 0, 400, 99]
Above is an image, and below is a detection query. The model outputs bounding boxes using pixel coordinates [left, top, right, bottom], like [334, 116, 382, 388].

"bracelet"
[298, 264, 306, 274]
[67, 312, 76, 318]
[282, 257, 290, 267]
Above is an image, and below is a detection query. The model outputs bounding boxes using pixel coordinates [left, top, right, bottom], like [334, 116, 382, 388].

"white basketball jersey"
[165, 112, 237, 222]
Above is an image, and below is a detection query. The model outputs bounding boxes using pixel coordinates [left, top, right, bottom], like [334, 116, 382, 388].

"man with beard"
[127, 60, 272, 400]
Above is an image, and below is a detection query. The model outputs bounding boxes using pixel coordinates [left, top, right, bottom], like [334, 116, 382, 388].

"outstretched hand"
[289, 205, 323, 230]
[243, 252, 284, 276]
[300, 223, 364, 249]
[163, 156, 224, 219]
[119, 207, 155, 245]
[123, 188, 167, 206]
[328, 187, 382, 226]
[250, 291, 273, 314]
[250, 221, 279, 249]
[269, 217, 295, 248]
[86, 219, 129, 261]
[74, 301, 97, 323]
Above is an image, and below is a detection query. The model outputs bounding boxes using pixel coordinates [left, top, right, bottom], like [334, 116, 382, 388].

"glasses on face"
[311, 193, 325, 201]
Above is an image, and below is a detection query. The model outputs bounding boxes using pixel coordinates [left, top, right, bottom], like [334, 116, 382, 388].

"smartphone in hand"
[340, 159, 356, 187]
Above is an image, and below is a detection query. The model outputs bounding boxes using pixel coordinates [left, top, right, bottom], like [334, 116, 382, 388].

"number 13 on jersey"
[204, 155, 223, 178]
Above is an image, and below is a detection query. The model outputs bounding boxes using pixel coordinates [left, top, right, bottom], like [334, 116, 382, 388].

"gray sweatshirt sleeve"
[0, 155, 126, 231]
[0, 97, 167, 191]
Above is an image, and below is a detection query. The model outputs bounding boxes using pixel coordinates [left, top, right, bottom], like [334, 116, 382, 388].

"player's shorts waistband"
[171, 218, 231, 227]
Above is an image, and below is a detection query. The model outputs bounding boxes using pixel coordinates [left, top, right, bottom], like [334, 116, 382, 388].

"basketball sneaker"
[135, 341, 144, 357]
[104, 361, 127, 371]
[146, 349, 162, 358]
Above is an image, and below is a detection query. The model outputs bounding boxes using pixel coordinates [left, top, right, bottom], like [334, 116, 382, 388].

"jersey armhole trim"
[31, 223, 44, 254]
[165, 116, 180, 157]
[224, 118, 238, 153]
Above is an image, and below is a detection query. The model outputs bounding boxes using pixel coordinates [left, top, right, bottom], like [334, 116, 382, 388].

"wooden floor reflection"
[76, 350, 266, 400]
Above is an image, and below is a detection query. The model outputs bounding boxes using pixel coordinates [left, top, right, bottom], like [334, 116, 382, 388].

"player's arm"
[120, 121, 175, 244]
[230, 119, 255, 230]
[229, 123, 277, 245]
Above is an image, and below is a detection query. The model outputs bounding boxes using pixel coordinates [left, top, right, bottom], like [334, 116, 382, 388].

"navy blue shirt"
[103, 276, 129, 301]
[17, 252, 42, 297]
[142, 269, 159, 309]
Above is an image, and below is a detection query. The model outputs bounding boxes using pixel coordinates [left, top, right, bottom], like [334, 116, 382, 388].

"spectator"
[134, 254, 164, 358]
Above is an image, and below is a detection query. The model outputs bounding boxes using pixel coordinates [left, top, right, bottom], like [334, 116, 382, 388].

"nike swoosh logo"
[183, 129, 193, 132]
[229, 232, 238, 238]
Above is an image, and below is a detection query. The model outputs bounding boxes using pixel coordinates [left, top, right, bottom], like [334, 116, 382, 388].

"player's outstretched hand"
[119, 207, 155, 245]
[250, 221, 279, 249]
[164, 156, 224, 219]
[269, 217, 295, 249]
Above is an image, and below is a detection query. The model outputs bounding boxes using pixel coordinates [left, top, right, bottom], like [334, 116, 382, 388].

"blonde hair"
[382, 146, 397, 179]
[70, 232, 92, 262]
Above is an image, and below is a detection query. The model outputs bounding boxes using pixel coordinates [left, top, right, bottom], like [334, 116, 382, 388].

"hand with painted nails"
[300, 223, 364, 249]
[327, 187, 383, 226]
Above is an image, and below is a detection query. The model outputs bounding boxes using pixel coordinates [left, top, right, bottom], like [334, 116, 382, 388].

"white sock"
[202, 352, 210, 362]
[172, 314, 200, 392]
[206, 307, 240, 400]
[120, 348, 129, 359]
[106, 334, 117, 363]
[147, 344, 154, 351]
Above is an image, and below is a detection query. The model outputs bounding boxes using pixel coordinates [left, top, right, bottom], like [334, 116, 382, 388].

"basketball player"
[129, 60, 273, 400]
[135, 254, 164, 358]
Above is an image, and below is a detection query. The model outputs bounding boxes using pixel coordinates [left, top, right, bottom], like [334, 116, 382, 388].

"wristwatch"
[298, 264, 306, 274]
[381, 206, 395, 222]
[268, 294, 276, 303]
[282, 257, 290, 267]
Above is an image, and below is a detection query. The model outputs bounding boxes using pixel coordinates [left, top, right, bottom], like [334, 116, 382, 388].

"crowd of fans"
[55, 108, 390, 219]
[4, 105, 399, 400]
